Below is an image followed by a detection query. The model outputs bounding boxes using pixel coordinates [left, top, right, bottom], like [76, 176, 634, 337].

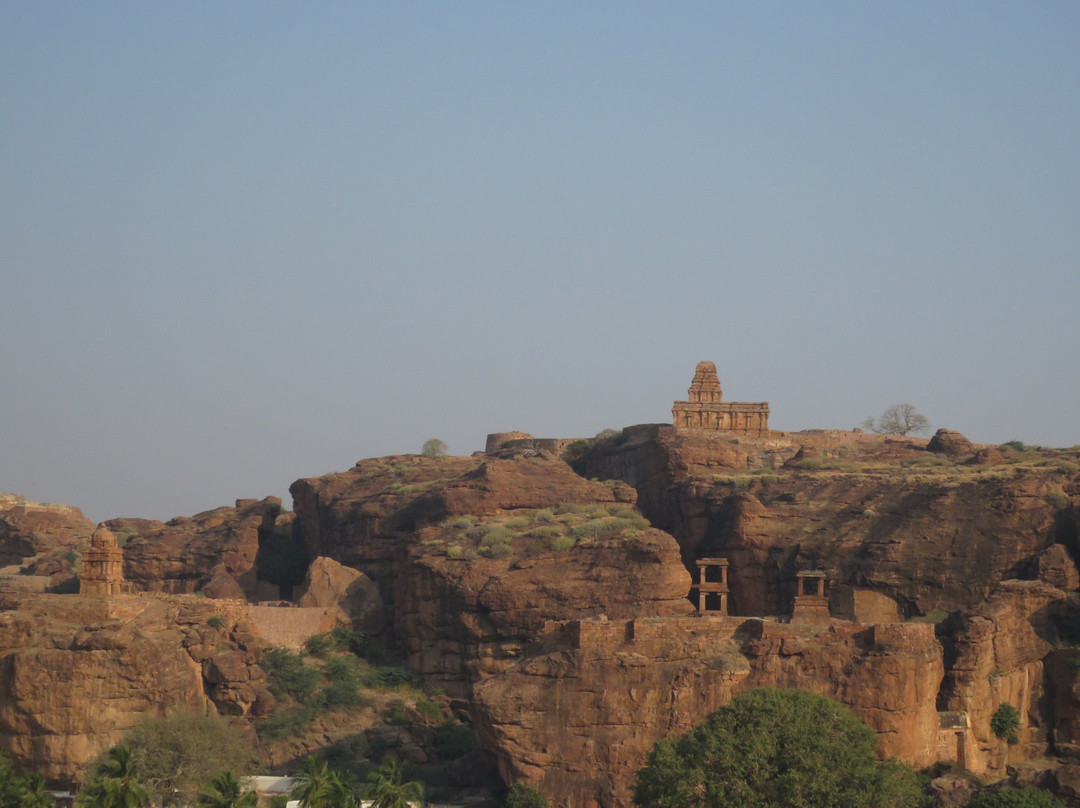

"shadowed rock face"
[107, 497, 285, 600]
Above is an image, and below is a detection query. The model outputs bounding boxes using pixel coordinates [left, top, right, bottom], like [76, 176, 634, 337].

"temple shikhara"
[79, 524, 128, 597]
[671, 361, 770, 437]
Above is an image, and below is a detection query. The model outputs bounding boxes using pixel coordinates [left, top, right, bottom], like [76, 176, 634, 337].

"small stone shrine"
[692, 557, 730, 615]
[790, 570, 830, 623]
[80, 524, 128, 597]
[671, 361, 770, 437]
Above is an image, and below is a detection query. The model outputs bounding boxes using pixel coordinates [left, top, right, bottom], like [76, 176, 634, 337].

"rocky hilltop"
[2, 395, 1079, 807]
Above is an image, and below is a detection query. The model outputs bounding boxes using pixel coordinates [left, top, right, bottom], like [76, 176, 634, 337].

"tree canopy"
[365, 757, 424, 808]
[0, 755, 54, 808]
[504, 782, 548, 808]
[77, 747, 148, 808]
[196, 772, 257, 808]
[118, 713, 256, 808]
[421, 439, 448, 459]
[633, 688, 926, 808]
[862, 404, 930, 436]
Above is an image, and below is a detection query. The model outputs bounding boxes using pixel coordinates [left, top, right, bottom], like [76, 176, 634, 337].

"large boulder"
[928, 428, 975, 456]
[298, 557, 385, 632]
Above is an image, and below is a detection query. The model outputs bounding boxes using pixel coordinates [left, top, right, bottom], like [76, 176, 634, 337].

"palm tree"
[365, 758, 424, 808]
[77, 747, 148, 808]
[291, 758, 346, 808]
[197, 772, 256, 808]
[17, 773, 55, 808]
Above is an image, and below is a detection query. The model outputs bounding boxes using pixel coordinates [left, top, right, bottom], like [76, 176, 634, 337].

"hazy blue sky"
[3, 3, 1078, 522]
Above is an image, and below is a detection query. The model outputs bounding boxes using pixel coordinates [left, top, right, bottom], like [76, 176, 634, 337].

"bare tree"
[862, 404, 929, 436]
[421, 438, 448, 458]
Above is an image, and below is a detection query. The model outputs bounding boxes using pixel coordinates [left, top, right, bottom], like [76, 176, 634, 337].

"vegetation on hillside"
[103, 714, 255, 808]
[633, 688, 927, 808]
[428, 502, 651, 561]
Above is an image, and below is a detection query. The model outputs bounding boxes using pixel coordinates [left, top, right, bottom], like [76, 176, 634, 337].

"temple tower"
[80, 524, 127, 597]
[687, 361, 723, 404]
[672, 361, 770, 437]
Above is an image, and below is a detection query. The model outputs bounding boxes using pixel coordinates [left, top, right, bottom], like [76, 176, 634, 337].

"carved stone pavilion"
[80, 524, 128, 597]
[671, 361, 769, 437]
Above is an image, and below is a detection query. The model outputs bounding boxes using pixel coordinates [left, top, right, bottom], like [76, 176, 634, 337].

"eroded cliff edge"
[1, 427, 1078, 808]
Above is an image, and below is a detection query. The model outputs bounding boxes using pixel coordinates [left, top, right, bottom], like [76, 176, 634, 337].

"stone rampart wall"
[830, 586, 902, 623]
[0, 575, 49, 593]
[247, 605, 335, 650]
[139, 592, 251, 624]
[565, 615, 935, 657]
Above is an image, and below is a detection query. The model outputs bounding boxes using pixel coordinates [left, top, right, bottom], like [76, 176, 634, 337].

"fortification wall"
[0, 575, 49, 594]
[246, 604, 335, 650]
[562, 615, 935, 657]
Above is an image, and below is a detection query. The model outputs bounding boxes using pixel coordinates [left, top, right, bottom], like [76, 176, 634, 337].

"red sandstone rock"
[0, 494, 94, 566]
[472, 617, 943, 808]
[0, 593, 269, 782]
[1036, 544, 1079, 591]
[108, 497, 284, 599]
[585, 427, 1072, 616]
[1054, 764, 1080, 798]
[928, 429, 975, 456]
[298, 556, 385, 632]
[940, 580, 1071, 775]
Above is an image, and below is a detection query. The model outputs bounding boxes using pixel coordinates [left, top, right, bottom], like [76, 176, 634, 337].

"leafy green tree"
[966, 788, 1065, 808]
[633, 688, 926, 808]
[505, 782, 548, 808]
[120, 713, 256, 807]
[78, 747, 149, 808]
[365, 757, 424, 808]
[990, 703, 1021, 744]
[862, 404, 930, 436]
[421, 439, 448, 459]
[197, 772, 257, 808]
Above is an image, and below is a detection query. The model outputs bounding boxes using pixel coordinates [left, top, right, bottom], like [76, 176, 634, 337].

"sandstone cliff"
[107, 497, 287, 601]
[0, 593, 272, 782]
[583, 426, 1078, 616]
[472, 618, 943, 808]
[290, 452, 692, 694]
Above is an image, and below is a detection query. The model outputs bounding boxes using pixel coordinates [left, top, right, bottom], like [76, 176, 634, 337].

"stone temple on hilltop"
[80, 524, 129, 597]
[672, 361, 770, 437]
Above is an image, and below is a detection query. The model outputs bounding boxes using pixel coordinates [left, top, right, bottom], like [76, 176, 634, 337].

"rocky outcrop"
[584, 428, 1077, 616]
[107, 497, 285, 600]
[290, 453, 641, 622]
[928, 429, 975, 456]
[0, 593, 271, 783]
[292, 452, 690, 694]
[397, 526, 692, 695]
[298, 556, 385, 633]
[0, 495, 94, 567]
[938, 580, 1074, 773]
